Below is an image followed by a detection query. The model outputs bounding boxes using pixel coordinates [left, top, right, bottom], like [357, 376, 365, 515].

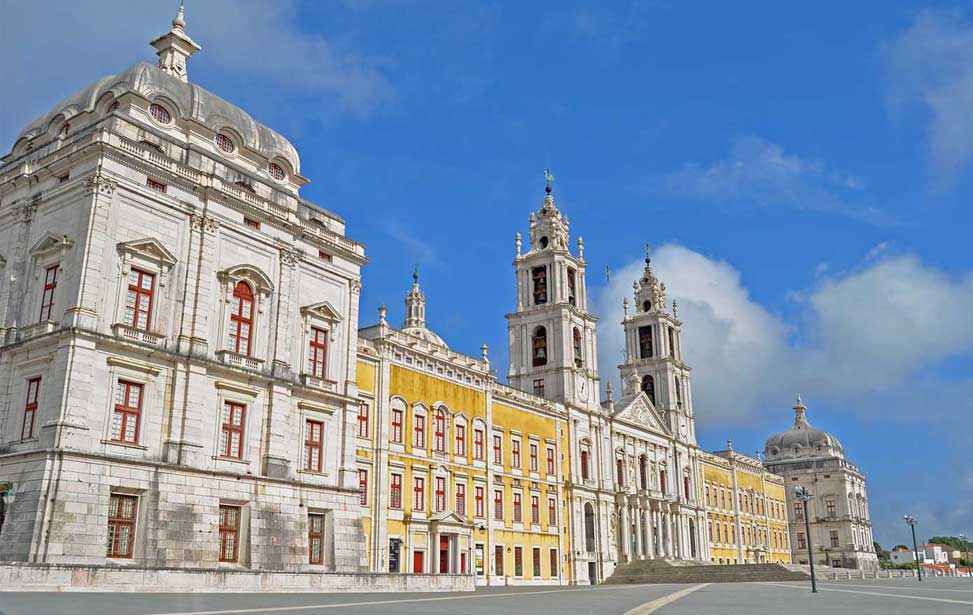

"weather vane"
[544, 168, 555, 194]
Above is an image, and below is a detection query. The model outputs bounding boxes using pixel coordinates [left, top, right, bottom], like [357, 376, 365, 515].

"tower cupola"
[149, 2, 201, 83]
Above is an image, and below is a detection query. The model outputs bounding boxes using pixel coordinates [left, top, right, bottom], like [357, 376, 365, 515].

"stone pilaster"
[176, 213, 218, 356]
[65, 173, 118, 330]
[270, 248, 300, 377]
[0, 199, 38, 342]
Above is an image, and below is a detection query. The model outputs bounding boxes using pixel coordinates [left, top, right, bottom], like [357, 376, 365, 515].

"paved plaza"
[1, 577, 971, 615]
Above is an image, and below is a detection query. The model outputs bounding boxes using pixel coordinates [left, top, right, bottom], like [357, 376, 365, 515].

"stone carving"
[83, 173, 118, 196]
[190, 214, 219, 234]
[280, 248, 302, 267]
[349, 279, 362, 295]
[17, 201, 37, 223]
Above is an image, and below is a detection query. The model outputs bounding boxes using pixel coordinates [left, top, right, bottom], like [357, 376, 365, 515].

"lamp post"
[960, 533, 972, 583]
[794, 486, 817, 593]
[904, 515, 922, 582]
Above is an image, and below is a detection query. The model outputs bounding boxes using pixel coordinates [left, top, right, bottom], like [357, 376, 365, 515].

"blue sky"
[3, 1, 971, 549]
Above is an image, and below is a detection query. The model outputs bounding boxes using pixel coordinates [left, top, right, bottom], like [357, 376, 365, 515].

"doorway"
[413, 549, 425, 573]
[439, 536, 450, 573]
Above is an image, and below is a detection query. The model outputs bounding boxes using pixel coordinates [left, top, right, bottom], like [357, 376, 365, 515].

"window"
[434, 476, 446, 512]
[641, 375, 655, 405]
[219, 505, 241, 562]
[308, 513, 324, 564]
[573, 327, 583, 367]
[513, 493, 522, 523]
[304, 419, 323, 472]
[493, 434, 502, 465]
[455, 424, 466, 457]
[108, 100, 120, 113]
[474, 486, 485, 518]
[659, 469, 667, 494]
[532, 266, 547, 305]
[793, 502, 803, 520]
[413, 414, 426, 449]
[494, 545, 504, 576]
[244, 217, 260, 230]
[531, 326, 548, 366]
[229, 281, 254, 355]
[473, 427, 484, 460]
[527, 495, 539, 525]
[356, 402, 369, 438]
[529, 443, 538, 472]
[546, 446, 555, 475]
[146, 178, 167, 193]
[149, 103, 171, 124]
[494, 489, 503, 521]
[39, 265, 58, 321]
[638, 325, 653, 359]
[124, 269, 155, 331]
[548, 497, 557, 526]
[550, 549, 559, 577]
[269, 162, 286, 181]
[22, 378, 41, 440]
[684, 476, 690, 499]
[413, 477, 425, 511]
[111, 381, 143, 444]
[391, 408, 404, 444]
[318, 250, 332, 262]
[675, 375, 683, 408]
[214, 133, 235, 154]
[567, 268, 577, 306]
[532, 547, 541, 578]
[830, 530, 840, 548]
[580, 449, 590, 481]
[358, 469, 368, 506]
[616, 458, 625, 487]
[533, 378, 545, 396]
[390, 473, 402, 509]
[512, 439, 521, 469]
[669, 328, 677, 359]
[433, 410, 446, 453]
[826, 499, 837, 518]
[219, 401, 245, 459]
[456, 483, 466, 516]
[514, 546, 524, 577]
[797, 532, 807, 549]
[107, 494, 137, 558]
[639, 456, 648, 490]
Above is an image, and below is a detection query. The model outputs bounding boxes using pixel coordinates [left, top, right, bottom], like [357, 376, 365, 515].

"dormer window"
[59, 122, 70, 138]
[532, 267, 547, 305]
[149, 103, 172, 125]
[532, 326, 548, 367]
[108, 101, 120, 113]
[214, 133, 235, 154]
[269, 162, 286, 182]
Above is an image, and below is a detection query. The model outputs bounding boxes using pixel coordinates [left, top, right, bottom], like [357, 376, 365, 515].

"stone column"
[643, 508, 654, 559]
[619, 505, 630, 562]
[665, 512, 674, 558]
[634, 506, 644, 558]
[0, 199, 37, 342]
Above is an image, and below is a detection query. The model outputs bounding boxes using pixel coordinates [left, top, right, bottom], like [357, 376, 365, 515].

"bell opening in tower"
[638, 326, 653, 359]
[532, 326, 548, 366]
[641, 375, 655, 405]
[532, 266, 548, 305]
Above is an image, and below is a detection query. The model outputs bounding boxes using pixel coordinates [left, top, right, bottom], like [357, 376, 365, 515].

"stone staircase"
[604, 558, 812, 584]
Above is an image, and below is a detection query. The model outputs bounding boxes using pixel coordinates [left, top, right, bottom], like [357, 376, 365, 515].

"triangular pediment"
[300, 301, 343, 323]
[29, 232, 74, 256]
[117, 237, 177, 267]
[612, 392, 670, 435]
[429, 510, 472, 526]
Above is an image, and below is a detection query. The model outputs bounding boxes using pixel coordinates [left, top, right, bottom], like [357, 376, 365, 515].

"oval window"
[149, 103, 171, 124]
[214, 133, 235, 154]
[269, 162, 286, 181]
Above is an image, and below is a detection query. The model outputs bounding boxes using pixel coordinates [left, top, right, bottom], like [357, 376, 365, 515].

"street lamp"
[904, 515, 922, 582]
[794, 486, 817, 593]
[960, 533, 972, 583]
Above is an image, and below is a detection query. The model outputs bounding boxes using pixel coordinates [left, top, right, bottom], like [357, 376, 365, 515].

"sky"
[2, 1, 971, 549]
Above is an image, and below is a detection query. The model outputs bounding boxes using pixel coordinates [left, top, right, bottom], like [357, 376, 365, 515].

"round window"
[214, 133, 235, 154]
[149, 103, 171, 124]
[269, 162, 286, 181]
[108, 101, 120, 113]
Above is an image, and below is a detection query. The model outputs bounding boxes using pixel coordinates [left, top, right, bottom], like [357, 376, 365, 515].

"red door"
[413, 550, 424, 573]
[461, 552, 467, 574]
[439, 536, 450, 573]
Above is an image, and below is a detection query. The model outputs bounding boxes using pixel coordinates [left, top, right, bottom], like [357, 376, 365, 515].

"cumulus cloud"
[885, 8, 973, 180]
[657, 136, 890, 224]
[592, 245, 973, 426]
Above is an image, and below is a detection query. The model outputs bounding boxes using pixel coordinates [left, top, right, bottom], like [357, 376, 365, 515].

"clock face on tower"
[576, 375, 589, 401]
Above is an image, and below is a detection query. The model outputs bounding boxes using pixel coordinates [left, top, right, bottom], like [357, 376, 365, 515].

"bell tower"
[506, 172, 600, 411]
[618, 247, 696, 444]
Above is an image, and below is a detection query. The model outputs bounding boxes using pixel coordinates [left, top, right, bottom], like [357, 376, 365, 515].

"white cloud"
[886, 8, 973, 179]
[658, 136, 890, 224]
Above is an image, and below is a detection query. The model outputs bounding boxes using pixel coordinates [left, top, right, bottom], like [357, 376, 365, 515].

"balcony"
[18, 320, 58, 341]
[300, 373, 338, 393]
[216, 350, 265, 372]
[111, 323, 165, 348]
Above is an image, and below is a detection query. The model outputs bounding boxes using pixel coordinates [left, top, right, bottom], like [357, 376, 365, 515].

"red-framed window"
[269, 163, 287, 182]
[616, 458, 625, 487]
[546, 446, 555, 475]
[308, 513, 324, 564]
[318, 250, 332, 262]
[146, 178, 167, 193]
[474, 486, 485, 518]
[433, 410, 446, 453]
[124, 269, 155, 331]
[229, 281, 254, 355]
[413, 414, 425, 449]
[391, 408, 404, 444]
[358, 469, 368, 506]
[514, 546, 523, 577]
[21, 377, 41, 440]
[304, 419, 323, 472]
[413, 477, 425, 512]
[493, 489, 503, 521]
[797, 532, 807, 549]
[455, 424, 466, 457]
[580, 449, 590, 480]
[218, 505, 241, 562]
[530, 495, 540, 525]
[529, 443, 538, 472]
[533, 378, 544, 396]
[492, 434, 502, 464]
[473, 428, 484, 460]
[39, 265, 58, 321]
[390, 473, 402, 509]
[513, 492, 522, 523]
[308, 327, 328, 378]
[455, 483, 466, 516]
[434, 476, 446, 512]
[219, 401, 245, 459]
[495, 545, 504, 576]
[550, 548, 559, 577]
[357, 402, 369, 438]
[149, 103, 171, 124]
[532, 547, 541, 578]
[111, 380, 143, 444]
[106, 494, 137, 558]
[548, 497, 557, 526]
[511, 439, 521, 468]
[243, 217, 260, 230]
[214, 133, 235, 153]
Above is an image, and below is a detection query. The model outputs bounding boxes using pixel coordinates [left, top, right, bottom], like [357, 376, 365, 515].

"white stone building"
[763, 398, 879, 570]
[0, 9, 368, 573]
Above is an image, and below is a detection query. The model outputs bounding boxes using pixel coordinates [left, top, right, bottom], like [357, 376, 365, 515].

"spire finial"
[606, 381, 614, 402]
[544, 168, 555, 194]
[173, 1, 186, 30]
[150, 0, 200, 83]
[727, 437, 734, 451]
[481, 343, 489, 362]
[378, 304, 387, 325]
[412, 264, 419, 285]
[645, 243, 652, 265]
[793, 395, 809, 427]
[672, 299, 679, 318]
[515, 232, 522, 257]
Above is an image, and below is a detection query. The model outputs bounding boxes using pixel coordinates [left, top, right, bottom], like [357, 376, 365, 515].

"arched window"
[532, 266, 548, 305]
[573, 327, 583, 367]
[643, 300, 651, 312]
[615, 458, 625, 487]
[659, 468, 667, 495]
[638, 326, 653, 358]
[641, 375, 655, 405]
[229, 281, 254, 355]
[215, 133, 236, 154]
[532, 326, 548, 367]
[580, 443, 591, 481]
[434, 408, 447, 453]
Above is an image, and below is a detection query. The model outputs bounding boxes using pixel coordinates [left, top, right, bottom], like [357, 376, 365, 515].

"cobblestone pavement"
[1, 577, 971, 615]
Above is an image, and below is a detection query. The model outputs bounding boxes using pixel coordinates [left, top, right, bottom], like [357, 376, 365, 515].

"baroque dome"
[764, 397, 844, 461]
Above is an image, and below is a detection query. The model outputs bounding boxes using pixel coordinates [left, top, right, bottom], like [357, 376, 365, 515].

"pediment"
[301, 301, 343, 323]
[219, 264, 274, 294]
[612, 392, 669, 435]
[29, 232, 74, 256]
[117, 237, 177, 268]
[429, 510, 472, 526]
